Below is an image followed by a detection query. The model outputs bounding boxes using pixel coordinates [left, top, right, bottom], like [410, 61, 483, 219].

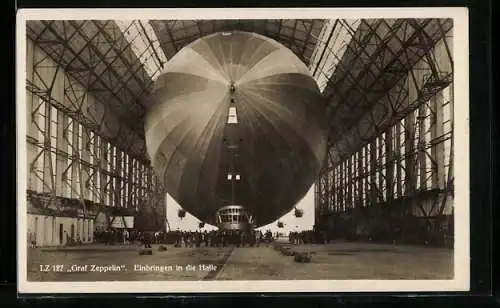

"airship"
[144, 31, 327, 230]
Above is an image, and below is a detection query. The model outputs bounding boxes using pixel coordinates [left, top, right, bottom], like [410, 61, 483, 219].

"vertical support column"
[386, 129, 394, 202]
[84, 131, 93, 204]
[399, 119, 407, 197]
[352, 153, 358, 208]
[82, 218, 87, 242]
[70, 121, 78, 199]
[157, 184, 167, 231]
[89, 219, 94, 242]
[343, 160, 346, 211]
[347, 158, 352, 210]
[61, 115, 71, 199]
[369, 140, 377, 205]
[328, 168, 333, 214]
[377, 135, 384, 203]
[115, 149, 122, 208]
[41, 102, 52, 195]
[87, 131, 97, 204]
[332, 166, 337, 212]
[79, 125, 88, 215]
[405, 111, 416, 195]
[364, 146, 369, 207]
[357, 149, 363, 207]
[332, 167, 337, 212]
[76, 124, 84, 203]
[418, 104, 427, 190]
[314, 178, 320, 223]
[48, 107, 58, 199]
[50, 216, 54, 245]
[448, 82, 454, 185]
[76, 217, 81, 242]
[80, 126, 88, 202]
[132, 159, 137, 210]
[353, 154, 357, 208]
[394, 123, 402, 198]
[324, 168, 330, 214]
[127, 154, 133, 209]
[122, 152, 130, 208]
[329, 169, 334, 213]
[339, 161, 344, 211]
[349, 155, 354, 209]
[333, 165, 337, 212]
[110, 146, 117, 208]
[438, 82, 454, 216]
[103, 142, 111, 207]
[431, 92, 444, 190]
[339, 161, 344, 212]
[319, 176, 324, 218]
[103, 142, 109, 207]
[55, 110, 66, 199]
[96, 136, 103, 206]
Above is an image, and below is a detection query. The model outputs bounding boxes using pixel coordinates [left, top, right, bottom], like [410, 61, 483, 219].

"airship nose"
[145, 31, 326, 229]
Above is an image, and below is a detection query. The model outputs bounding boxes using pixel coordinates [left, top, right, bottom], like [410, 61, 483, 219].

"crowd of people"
[78, 225, 452, 248]
[92, 228, 279, 247]
[288, 230, 315, 245]
[94, 228, 141, 245]
[168, 229, 275, 247]
[88, 226, 321, 248]
[36, 222, 448, 248]
[23, 226, 321, 248]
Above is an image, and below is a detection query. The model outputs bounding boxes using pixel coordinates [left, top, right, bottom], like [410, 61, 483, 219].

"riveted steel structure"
[25, 20, 168, 245]
[311, 19, 454, 244]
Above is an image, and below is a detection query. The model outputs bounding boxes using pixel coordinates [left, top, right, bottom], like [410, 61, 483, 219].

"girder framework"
[323, 19, 453, 147]
[26, 20, 167, 159]
[314, 19, 454, 238]
[26, 35, 166, 230]
[308, 19, 362, 92]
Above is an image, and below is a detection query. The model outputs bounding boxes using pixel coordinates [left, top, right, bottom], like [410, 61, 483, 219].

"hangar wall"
[315, 23, 454, 247]
[25, 38, 165, 246]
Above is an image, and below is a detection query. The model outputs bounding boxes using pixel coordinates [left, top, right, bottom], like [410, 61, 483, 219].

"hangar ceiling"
[149, 19, 324, 65]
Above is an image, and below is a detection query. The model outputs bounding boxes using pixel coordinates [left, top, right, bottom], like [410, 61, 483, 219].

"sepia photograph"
[16, 8, 469, 293]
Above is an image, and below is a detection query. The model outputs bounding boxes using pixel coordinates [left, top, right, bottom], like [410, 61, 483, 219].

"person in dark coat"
[142, 232, 152, 248]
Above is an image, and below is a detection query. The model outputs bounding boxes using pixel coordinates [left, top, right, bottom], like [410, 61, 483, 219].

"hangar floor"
[27, 241, 453, 281]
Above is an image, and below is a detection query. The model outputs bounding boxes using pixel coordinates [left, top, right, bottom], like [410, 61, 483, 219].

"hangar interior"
[24, 19, 454, 247]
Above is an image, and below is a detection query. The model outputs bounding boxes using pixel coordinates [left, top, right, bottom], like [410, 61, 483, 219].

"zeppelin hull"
[144, 31, 328, 227]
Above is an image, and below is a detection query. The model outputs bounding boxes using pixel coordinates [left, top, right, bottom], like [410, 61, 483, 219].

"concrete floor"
[26, 241, 453, 281]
